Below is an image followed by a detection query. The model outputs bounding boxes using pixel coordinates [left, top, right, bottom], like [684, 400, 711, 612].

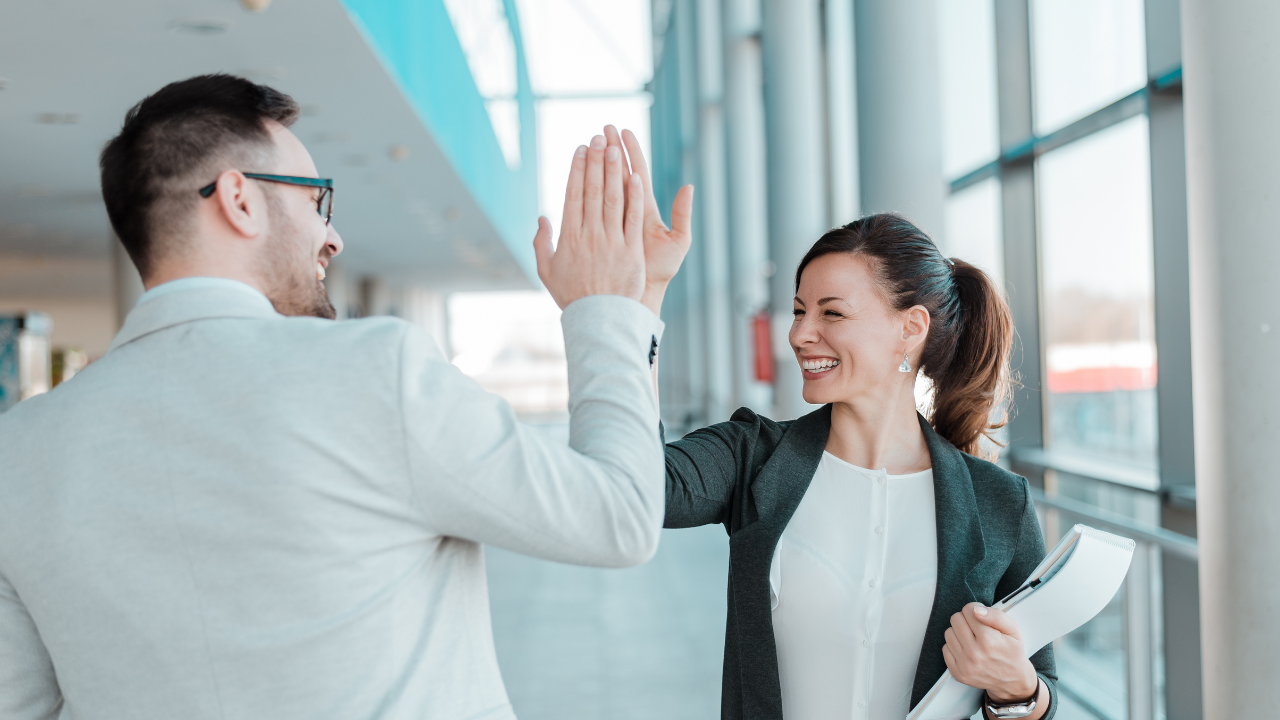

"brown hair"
[794, 213, 1013, 458]
[100, 74, 300, 278]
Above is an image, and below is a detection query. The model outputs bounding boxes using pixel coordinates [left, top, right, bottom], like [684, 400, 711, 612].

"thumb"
[532, 216, 554, 285]
[670, 184, 695, 244]
[970, 603, 1020, 637]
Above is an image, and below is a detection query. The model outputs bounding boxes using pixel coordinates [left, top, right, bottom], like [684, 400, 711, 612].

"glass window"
[937, 0, 1000, 178]
[942, 177, 1003, 286]
[1030, 0, 1147, 135]
[1037, 115, 1156, 470]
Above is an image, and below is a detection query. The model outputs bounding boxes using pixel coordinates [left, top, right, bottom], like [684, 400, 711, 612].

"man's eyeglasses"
[199, 173, 335, 225]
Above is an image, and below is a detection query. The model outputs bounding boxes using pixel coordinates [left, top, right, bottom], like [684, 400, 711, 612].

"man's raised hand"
[534, 134, 646, 310]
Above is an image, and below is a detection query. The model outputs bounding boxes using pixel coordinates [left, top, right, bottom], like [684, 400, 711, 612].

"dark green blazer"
[663, 404, 1059, 720]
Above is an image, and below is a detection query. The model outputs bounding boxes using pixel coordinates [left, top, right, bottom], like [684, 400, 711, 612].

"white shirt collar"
[136, 277, 269, 307]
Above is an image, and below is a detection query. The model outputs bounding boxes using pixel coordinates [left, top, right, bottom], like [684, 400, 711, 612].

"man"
[0, 74, 691, 719]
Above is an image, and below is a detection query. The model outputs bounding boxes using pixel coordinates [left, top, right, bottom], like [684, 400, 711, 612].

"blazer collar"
[918, 414, 986, 594]
[108, 283, 280, 353]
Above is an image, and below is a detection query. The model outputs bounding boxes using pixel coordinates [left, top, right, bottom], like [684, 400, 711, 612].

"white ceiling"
[0, 0, 533, 291]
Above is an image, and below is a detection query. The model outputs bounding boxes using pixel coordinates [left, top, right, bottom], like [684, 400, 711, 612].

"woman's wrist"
[986, 663, 1039, 703]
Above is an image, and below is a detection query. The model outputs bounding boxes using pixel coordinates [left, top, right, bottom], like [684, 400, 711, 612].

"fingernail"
[974, 605, 988, 617]
[575, 145, 587, 158]
[590, 135, 605, 150]
[606, 146, 620, 161]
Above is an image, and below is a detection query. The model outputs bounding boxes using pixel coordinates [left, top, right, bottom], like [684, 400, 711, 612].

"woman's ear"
[902, 305, 930, 351]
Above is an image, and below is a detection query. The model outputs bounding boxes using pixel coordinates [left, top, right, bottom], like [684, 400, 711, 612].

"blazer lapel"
[727, 404, 831, 720]
[910, 415, 986, 708]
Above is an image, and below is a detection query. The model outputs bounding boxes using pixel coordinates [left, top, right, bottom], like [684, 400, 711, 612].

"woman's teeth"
[316, 263, 326, 281]
[801, 359, 840, 372]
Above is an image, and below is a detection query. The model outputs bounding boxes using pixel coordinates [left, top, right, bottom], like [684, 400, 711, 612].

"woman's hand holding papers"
[943, 603, 1048, 718]
[534, 133, 647, 310]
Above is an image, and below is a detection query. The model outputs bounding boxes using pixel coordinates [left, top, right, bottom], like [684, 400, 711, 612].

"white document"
[906, 524, 1135, 720]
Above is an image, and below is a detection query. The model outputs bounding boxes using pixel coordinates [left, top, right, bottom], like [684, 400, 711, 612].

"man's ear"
[903, 305, 931, 351]
[214, 169, 265, 239]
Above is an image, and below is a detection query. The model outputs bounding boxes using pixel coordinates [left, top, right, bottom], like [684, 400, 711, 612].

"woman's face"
[789, 253, 924, 406]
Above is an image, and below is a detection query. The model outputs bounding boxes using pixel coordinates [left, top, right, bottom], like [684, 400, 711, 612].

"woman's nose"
[789, 314, 819, 347]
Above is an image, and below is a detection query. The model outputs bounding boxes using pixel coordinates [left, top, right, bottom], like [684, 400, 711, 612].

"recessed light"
[299, 104, 321, 117]
[0, 78, 9, 90]
[241, 0, 272, 11]
[20, 186, 53, 197]
[167, 18, 230, 35]
[389, 144, 410, 161]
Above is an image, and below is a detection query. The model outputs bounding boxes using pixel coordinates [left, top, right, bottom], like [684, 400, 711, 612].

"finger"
[621, 128, 661, 216]
[561, 145, 587, 235]
[624, 172, 644, 248]
[941, 643, 958, 673]
[949, 611, 976, 651]
[532, 216, 553, 284]
[583, 134, 606, 232]
[603, 143, 625, 239]
[670, 184, 696, 244]
[969, 604, 1020, 637]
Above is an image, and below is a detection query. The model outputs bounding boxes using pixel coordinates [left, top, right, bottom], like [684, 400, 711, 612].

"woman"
[660, 214, 1057, 720]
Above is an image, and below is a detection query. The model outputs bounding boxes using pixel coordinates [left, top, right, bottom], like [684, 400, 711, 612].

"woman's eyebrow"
[815, 297, 847, 306]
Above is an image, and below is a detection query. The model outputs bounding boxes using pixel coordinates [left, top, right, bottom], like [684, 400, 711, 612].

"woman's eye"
[792, 309, 804, 318]
[824, 310, 842, 318]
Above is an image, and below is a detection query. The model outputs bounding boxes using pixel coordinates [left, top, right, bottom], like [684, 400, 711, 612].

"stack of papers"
[906, 524, 1135, 720]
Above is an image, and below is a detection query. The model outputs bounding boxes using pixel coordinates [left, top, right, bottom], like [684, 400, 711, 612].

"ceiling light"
[389, 144, 411, 161]
[241, 0, 272, 11]
[167, 18, 230, 35]
[0, 78, 8, 90]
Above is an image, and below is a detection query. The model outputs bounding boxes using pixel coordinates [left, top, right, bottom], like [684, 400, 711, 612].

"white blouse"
[770, 452, 938, 720]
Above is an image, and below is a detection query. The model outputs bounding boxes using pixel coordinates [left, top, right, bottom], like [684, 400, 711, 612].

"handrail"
[1009, 447, 1159, 492]
[1030, 487, 1199, 562]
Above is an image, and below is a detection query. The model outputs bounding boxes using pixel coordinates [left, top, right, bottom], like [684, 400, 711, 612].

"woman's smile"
[799, 356, 841, 379]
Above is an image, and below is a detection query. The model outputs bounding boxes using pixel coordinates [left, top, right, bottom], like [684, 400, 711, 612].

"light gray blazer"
[0, 281, 665, 720]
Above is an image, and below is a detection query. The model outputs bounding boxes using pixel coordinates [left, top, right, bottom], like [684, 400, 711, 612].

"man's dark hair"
[100, 74, 300, 278]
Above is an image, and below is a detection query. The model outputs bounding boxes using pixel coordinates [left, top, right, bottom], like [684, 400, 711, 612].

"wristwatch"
[983, 678, 1040, 719]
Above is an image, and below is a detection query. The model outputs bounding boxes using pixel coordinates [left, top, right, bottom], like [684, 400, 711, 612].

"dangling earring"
[898, 351, 911, 373]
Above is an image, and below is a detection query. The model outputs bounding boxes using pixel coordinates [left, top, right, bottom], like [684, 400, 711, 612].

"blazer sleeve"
[663, 408, 779, 529]
[994, 480, 1060, 718]
[0, 569, 61, 720]
[398, 295, 667, 569]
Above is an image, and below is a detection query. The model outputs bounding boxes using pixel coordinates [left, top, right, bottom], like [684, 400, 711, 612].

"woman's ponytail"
[796, 215, 1014, 459]
[927, 259, 1013, 459]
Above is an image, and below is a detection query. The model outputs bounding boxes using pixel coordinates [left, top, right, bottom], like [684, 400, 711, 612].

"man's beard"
[260, 197, 337, 319]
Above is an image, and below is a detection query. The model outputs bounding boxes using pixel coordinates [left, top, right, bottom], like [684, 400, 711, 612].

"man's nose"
[326, 224, 344, 258]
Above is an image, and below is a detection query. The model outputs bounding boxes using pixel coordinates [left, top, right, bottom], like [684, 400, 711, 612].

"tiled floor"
[486, 524, 730, 720]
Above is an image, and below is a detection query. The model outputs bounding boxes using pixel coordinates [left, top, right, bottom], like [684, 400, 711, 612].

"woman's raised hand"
[942, 603, 1044, 709]
[610, 126, 694, 317]
[534, 133, 646, 310]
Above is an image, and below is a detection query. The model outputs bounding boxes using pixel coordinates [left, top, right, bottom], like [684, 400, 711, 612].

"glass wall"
[938, 1, 1193, 718]
[1030, 0, 1147, 134]
[1038, 116, 1158, 471]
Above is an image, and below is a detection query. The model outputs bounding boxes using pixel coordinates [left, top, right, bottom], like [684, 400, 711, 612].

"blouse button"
[875, 525, 883, 534]
[868, 579, 877, 588]
[858, 699, 867, 708]
[862, 639, 870, 648]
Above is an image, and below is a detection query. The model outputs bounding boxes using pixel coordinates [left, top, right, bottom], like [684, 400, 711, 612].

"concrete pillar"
[825, 0, 860, 227]
[723, 0, 773, 415]
[762, 0, 827, 420]
[854, 0, 944, 236]
[1182, 0, 1280, 714]
[111, 234, 144, 330]
[695, 0, 734, 422]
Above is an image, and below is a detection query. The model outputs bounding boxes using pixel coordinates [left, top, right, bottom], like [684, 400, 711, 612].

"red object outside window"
[753, 311, 775, 383]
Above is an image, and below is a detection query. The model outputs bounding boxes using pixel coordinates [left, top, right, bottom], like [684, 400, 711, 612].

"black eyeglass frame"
[199, 173, 335, 225]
